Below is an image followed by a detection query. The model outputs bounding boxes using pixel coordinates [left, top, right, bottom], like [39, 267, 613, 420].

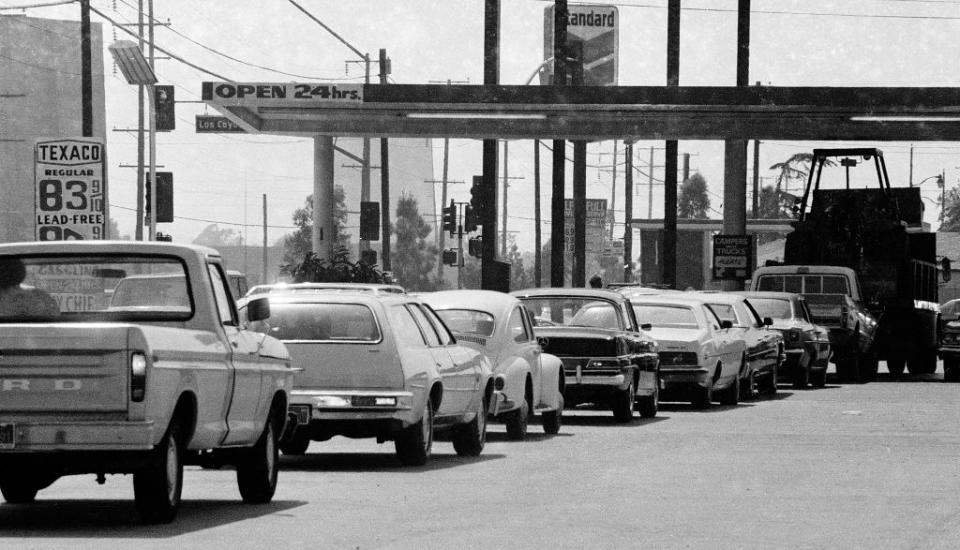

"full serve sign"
[35, 138, 106, 241]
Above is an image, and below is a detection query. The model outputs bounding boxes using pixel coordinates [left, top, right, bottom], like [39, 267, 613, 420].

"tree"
[678, 173, 711, 219]
[504, 236, 534, 291]
[281, 187, 349, 267]
[282, 246, 388, 283]
[392, 193, 440, 291]
[192, 223, 243, 248]
[939, 186, 960, 232]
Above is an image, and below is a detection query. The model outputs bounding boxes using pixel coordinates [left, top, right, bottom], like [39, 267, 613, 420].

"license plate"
[0, 423, 14, 449]
[289, 405, 311, 425]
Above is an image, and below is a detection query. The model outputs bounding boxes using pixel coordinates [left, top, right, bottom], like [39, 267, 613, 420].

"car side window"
[708, 303, 737, 325]
[742, 300, 764, 327]
[389, 305, 428, 347]
[207, 264, 236, 326]
[419, 304, 455, 346]
[622, 300, 639, 331]
[799, 299, 814, 323]
[703, 305, 723, 331]
[406, 304, 441, 347]
[507, 307, 529, 343]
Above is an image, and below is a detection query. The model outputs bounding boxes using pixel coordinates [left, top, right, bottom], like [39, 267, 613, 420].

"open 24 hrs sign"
[35, 138, 106, 241]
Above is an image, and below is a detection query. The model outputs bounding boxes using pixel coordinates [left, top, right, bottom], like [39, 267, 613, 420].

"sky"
[4, 0, 960, 252]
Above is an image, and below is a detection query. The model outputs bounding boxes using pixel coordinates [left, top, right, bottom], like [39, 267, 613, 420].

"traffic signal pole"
[481, 0, 500, 290]
[551, 0, 568, 288]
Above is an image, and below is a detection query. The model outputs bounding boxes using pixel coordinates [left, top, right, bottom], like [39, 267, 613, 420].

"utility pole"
[534, 140, 542, 286]
[648, 146, 655, 219]
[481, 0, 500, 290]
[500, 141, 525, 257]
[379, 48, 391, 271]
[624, 141, 634, 282]
[135, 0, 145, 240]
[663, 0, 680, 289]
[571, 40, 586, 288]
[752, 138, 760, 217]
[550, 0, 568, 288]
[147, 0, 157, 241]
[609, 141, 618, 239]
[262, 194, 268, 284]
[909, 144, 915, 187]
[80, 0, 92, 137]
[361, 54, 371, 252]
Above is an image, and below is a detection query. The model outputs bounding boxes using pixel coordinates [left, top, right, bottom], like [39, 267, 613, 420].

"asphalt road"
[3, 364, 960, 550]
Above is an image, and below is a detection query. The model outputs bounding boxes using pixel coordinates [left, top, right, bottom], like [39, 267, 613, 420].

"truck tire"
[279, 429, 311, 456]
[134, 420, 184, 524]
[810, 367, 828, 387]
[859, 353, 879, 381]
[886, 356, 906, 377]
[452, 394, 488, 457]
[692, 384, 713, 409]
[0, 476, 39, 504]
[944, 359, 960, 382]
[636, 376, 659, 418]
[837, 350, 862, 383]
[611, 378, 635, 422]
[792, 363, 810, 389]
[907, 350, 938, 375]
[237, 414, 279, 504]
[542, 395, 564, 434]
[504, 397, 529, 441]
[395, 397, 433, 466]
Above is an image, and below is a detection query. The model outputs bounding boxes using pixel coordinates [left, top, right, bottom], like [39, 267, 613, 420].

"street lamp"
[108, 40, 158, 241]
[916, 172, 946, 222]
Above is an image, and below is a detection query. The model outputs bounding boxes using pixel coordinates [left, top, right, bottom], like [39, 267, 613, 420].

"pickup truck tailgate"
[0, 325, 130, 413]
[804, 294, 845, 327]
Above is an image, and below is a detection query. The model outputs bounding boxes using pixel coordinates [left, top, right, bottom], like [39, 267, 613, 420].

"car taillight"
[131, 352, 147, 402]
[788, 329, 802, 343]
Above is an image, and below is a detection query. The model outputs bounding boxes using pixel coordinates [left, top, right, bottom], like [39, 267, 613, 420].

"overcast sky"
[5, 0, 960, 250]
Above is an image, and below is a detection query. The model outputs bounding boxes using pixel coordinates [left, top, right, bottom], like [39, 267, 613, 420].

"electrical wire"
[0, 0, 74, 10]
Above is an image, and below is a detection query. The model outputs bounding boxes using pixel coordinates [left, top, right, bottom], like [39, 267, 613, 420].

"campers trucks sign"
[35, 138, 106, 241]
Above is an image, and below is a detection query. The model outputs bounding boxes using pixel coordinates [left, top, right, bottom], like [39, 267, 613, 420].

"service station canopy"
[201, 82, 960, 141]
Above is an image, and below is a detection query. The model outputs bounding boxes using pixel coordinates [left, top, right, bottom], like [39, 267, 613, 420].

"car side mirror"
[245, 297, 271, 323]
[640, 323, 652, 332]
[720, 320, 733, 330]
[763, 317, 774, 326]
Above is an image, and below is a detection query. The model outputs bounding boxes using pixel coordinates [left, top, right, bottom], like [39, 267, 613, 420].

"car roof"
[691, 292, 748, 304]
[627, 294, 711, 307]
[511, 287, 629, 303]
[753, 265, 856, 276]
[0, 240, 221, 259]
[733, 291, 799, 301]
[240, 290, 414, 308]
[247, 282, 406, 296]
[420, 290, 517, 314]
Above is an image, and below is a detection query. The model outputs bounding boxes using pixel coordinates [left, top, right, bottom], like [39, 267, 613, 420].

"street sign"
[34, 138, 106, 241]
[195, 115, 244, 133]
[712, 234, 754, 280]
[543, 3, 619, 86]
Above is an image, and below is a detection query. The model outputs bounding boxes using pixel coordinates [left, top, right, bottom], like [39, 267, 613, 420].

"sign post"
[34, 138, 107, 241]
[712, 234, 754, 280]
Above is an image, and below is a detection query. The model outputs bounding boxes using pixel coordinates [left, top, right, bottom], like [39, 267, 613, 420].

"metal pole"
[262, 194, 268, 284]
[624, 142, 634, 282]
[481, 0, 500, 290]
[80, 0, 92, 137]
[534, 140, 542, 287]
[610, 141, 618, 239]
[438, 137, 449, 280]
[135, 0, 145, 241]
[550, 0, 567, 288]
[752, 139, 760, 217]
[648, 146, 654, 219]
[379, 48, 391, 271]
[664, 0, 681, 289]
[147, 0, 156, 241]
[361, 53, 371, 252]
[501, 140, 509, 257]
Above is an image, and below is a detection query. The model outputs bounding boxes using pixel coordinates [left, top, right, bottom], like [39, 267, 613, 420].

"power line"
[542, 0, 960, 20]
[0, 0, 73, 10]
[110, 203, 299, 229]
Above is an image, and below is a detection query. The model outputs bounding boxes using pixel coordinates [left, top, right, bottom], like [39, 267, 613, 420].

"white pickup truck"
[0, 241, 294, 523]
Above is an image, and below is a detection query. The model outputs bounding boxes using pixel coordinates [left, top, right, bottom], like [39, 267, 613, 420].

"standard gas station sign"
[34, 138, 106, 241]
[543, 3, 619, 86]
[202, 82, 363, 105]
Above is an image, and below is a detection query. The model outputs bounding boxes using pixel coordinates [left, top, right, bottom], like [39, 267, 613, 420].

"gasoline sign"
[712, 234, 754, 280]
[543, 3, 619, 86]
[34, 138, 106, 241]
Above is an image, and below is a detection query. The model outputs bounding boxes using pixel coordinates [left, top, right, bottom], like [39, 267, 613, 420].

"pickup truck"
[0, 241, 294, 523]
[751, 265, 878, 382]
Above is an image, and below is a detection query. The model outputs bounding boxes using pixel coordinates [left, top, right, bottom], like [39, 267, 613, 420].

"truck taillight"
[788, 328, 802, 343]
[131, 352, 147, 402]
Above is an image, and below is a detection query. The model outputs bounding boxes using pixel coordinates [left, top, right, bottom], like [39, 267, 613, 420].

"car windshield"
[0, 253, 191, 322]
[748, 298, 793, 320]
[757, 274, 848, 295]
[248, 302, 381, 342]
[520, 297, 622, 330]
[433, 309, 496, 337]
[632, 304, 698, 328]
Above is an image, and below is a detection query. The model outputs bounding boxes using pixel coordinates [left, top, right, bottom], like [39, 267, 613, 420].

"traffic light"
[442, 199, 457, 236]
[155, 232, 172, 242]
[360, 201, 380, 241]
[154, 85, 175, 131]
[442, 248, 460, 267]
[468, 237, 482, 258]
[463, 205, 478, 233]
[145, 172, 174, 223]
[470, 175, 484, 221]
[360, 249, 378, 266]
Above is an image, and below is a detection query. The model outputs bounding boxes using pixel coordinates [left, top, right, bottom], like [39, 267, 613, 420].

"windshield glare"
[249, 302, 381, 342]
[0, 254, 191, 322]
[748, 298, 792, 320]
[434, 309, 495, 337]
[633, 304, 698, 328]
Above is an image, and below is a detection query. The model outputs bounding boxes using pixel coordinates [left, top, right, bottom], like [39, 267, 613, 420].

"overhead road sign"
[201, 83, 960, 142]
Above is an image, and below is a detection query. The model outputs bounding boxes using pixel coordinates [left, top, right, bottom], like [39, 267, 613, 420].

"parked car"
[511, 288, 660, 420]
[245, 282, 406, 297]
[693, 292, 784, 399]
[734, 291, 832, 387]
[629, 294, 746, 407]
[421, 290, 565, 439]
[227, 270, 249, 299]
[0, 242, 294, 524]
[240, 291, 494, 465]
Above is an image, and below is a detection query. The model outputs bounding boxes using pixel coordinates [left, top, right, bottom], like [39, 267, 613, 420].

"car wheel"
[792, 363, 810, 389]
[452, 394, 488, 457]
[611, 377, 635, 422]
[134, 420, 184, 524]
[236, 413, 279, 504]
[907, 350, 937, 375]
[692, 382, 713, 409]
[0, 476, 41, 504]
[719, 367, 740, 406]
[541, 394, 563, 434]
[944, 359, 960, 382]
[860, 353, 879, 381]
[395, 397, 433, 466]
[636, 375, 659, 418]
[886, 356, 906, 377]
[838, 348, 863, 383]
[810, 367, 828, 387]
[740, 370, 757, 401]
[505, 396, 529, 441]
[279, 429, 311, 456]
[766, 362, 779, 395]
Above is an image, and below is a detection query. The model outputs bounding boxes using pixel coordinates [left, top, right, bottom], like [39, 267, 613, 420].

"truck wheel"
[504, 397, 529, 441]
[611, 378, 635, 422]
[452, 394, 488, 457]
[636, 377, 659, 418]
[887, 356, 906, 377]
[719, 370, 740, 406]
[792, 364, 810, 389]
[838, 350, 863, 383]
[907, 351, 938, 375]
[692, 384, 712, 409]
[236, 415, 279, 504]
[860, 353, 879, 381]
[944, 359, 960, 382]
[810, 368, 827, 387]
[134, 420, 184, 524]
[542, 395, 564, 434]
[395, 397, 433, 466]
[0, 476, 39, 504]
[279, 429, 311, 456]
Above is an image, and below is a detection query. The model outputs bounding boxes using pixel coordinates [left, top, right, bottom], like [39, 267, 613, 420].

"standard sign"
[543, 3, 619, 86]
[35, 138, 106, 241]
[201, 82, 363, 105]
[712, 234, 753, 280]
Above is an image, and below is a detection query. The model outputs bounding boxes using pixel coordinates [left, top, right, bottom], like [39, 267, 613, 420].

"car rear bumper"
[289, 390, 418, 433]
[0, 419, 155, 452]
[659, 366, 711, 390]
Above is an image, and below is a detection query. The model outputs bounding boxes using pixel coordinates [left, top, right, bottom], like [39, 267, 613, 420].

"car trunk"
[285, 342, 405, 390]
[0, 325, 130, 413]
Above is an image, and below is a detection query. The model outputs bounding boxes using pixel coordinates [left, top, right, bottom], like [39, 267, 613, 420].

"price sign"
[35, 138, 106, 241]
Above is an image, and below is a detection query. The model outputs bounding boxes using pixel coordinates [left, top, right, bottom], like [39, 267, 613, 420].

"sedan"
[240, 291, 494, 466]
[421, 290, 566, 439]
[694, 292, 784, 399]
[734, 291, 832, 387]
[512, 288, 660, 421]
[630, 295, 746, 407]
